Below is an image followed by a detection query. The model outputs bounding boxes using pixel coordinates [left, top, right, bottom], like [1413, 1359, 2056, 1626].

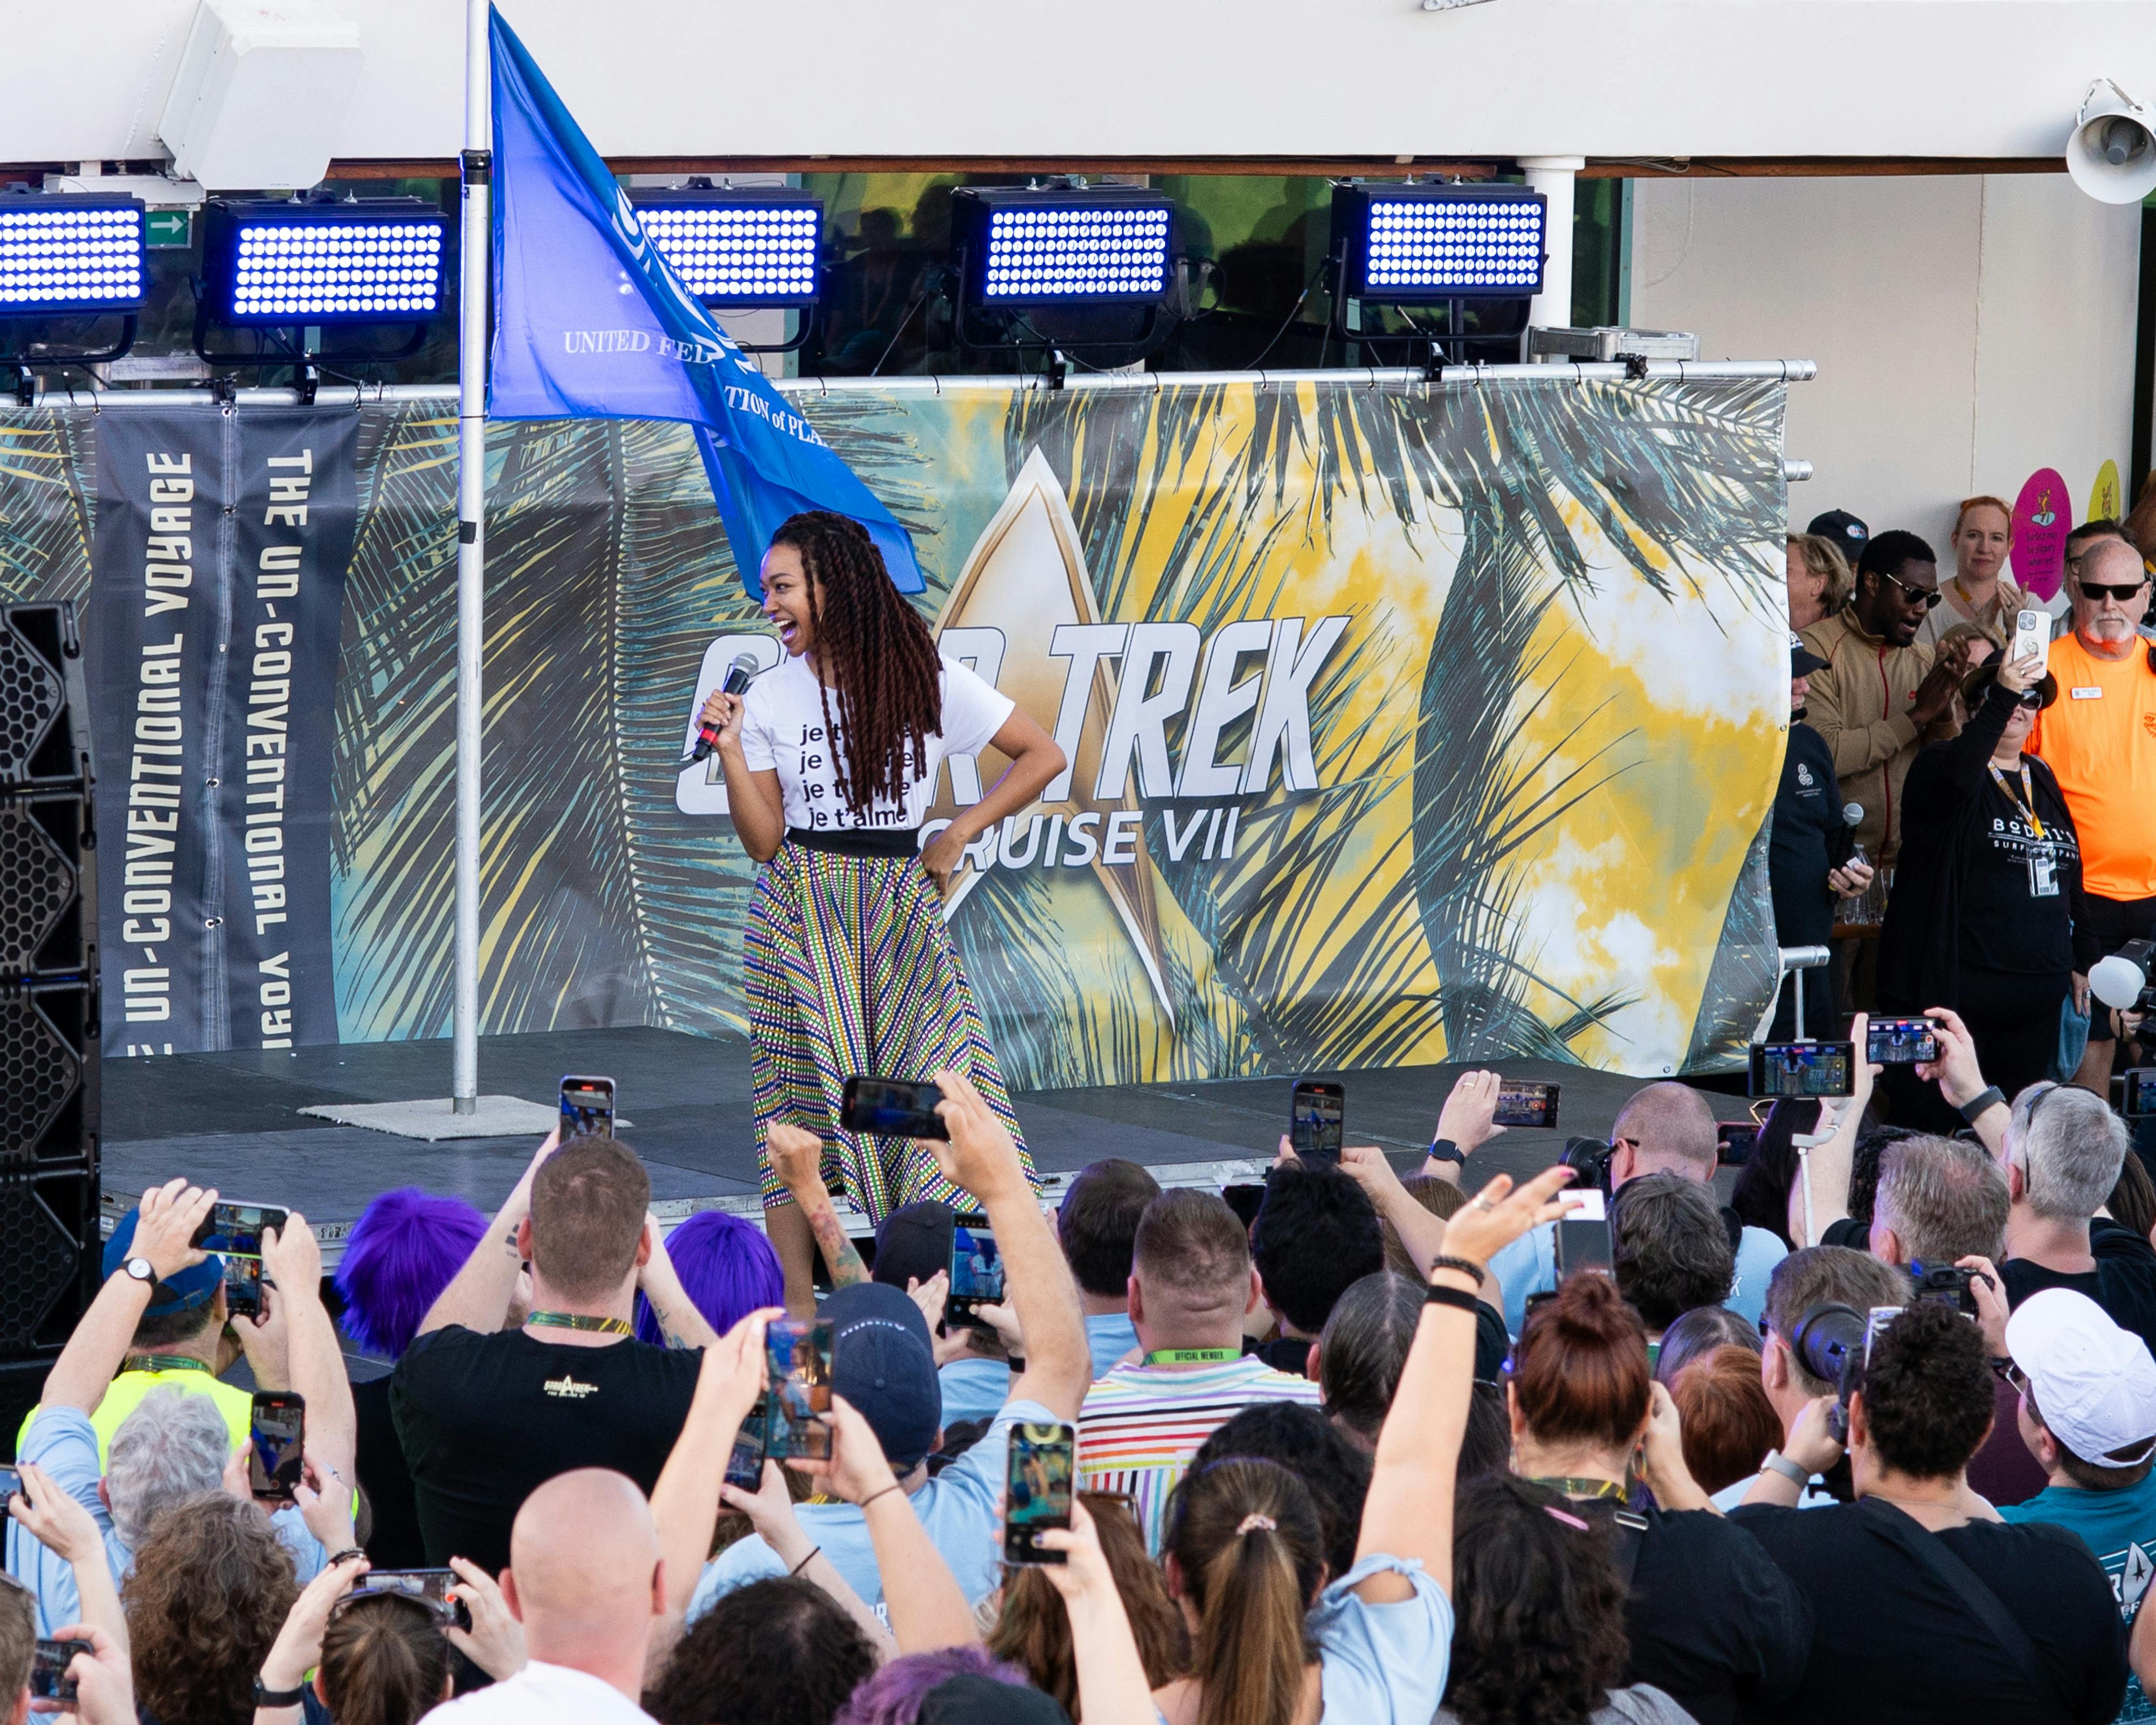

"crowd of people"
[9, 1012, 2156, 1724]
[2, 495, 2153, 1724]
[1774, 499, 2156, 1110]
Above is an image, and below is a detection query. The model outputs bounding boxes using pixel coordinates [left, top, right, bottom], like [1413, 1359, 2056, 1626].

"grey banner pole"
[453, 0, 488, 1113]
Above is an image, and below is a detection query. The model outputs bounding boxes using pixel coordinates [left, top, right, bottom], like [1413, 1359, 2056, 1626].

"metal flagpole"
[453, 0, 489, 1114]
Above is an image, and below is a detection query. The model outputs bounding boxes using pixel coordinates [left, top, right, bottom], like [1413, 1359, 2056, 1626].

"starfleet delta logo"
[678, 449, 1349, 1009]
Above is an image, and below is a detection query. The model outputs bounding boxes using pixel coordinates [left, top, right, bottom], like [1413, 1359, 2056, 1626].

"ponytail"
[1165, 1460, 1323, 1725]
[318, 1593, 452, 1725]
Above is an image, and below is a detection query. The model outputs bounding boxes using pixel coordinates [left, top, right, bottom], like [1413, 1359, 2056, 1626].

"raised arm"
[931, 1068, 1088, 1420]
[1788, 1013, 1872, 1246]
[648, 1312, 775, 1622]
[419, 1134, 556, 1338]
[801, 1395, 978, 1654]
[766, 1126, 870, 1291]
[43, 1179, 216, 1413]
[638, 1218, 721, 1351]
[1915, 1007, 2008, 1158]
[10, 1461, 127, 1646]
[1357, 1167, 1581, 1602]
[260, 1216, 354, 1481]
[1908, 679, 2015, 811]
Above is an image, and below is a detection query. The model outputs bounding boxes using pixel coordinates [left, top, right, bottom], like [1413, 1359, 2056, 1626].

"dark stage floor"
[100, 1027, 1657, 1260]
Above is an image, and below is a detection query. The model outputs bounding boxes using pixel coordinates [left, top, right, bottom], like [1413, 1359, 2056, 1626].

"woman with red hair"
[1919, 495, 2029, 648]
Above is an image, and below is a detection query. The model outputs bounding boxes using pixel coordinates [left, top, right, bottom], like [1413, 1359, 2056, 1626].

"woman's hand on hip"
[920, 826, 968, 893]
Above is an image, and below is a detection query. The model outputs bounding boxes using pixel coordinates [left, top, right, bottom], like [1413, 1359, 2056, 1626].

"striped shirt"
[1077, 1355, 1323, 1553]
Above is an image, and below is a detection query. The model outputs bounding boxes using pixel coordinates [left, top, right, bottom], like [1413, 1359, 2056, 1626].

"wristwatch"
[1957, 1085, 2006, 1125]
[253, 1677, 308, 1708]
[1426, 1137, 1467, 1165]
[1761, 1448, 1811, 1486]
[122, 1257, 155, 1286]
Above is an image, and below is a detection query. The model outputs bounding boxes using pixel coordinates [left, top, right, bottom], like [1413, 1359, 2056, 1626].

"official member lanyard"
[1526, 1475, 1629, 1501]
[1143, 1348, 1240, 1366]
[527, 1312, 633, 1336]
[1986, 762, 2047, 841]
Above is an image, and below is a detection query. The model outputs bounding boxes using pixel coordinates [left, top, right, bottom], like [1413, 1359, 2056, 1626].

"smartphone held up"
[765, 1318, 833, 1462]
[1289, 1080, 1345, 1165]
[248, 1391, 306, 1502]
[1004, 1421, 1075, 1565]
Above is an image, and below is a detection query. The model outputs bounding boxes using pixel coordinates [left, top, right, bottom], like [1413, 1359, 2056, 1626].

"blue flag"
[486, 7, 922, 596]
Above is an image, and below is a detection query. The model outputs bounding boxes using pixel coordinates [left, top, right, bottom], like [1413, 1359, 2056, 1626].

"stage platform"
[99, 1027, 1666, 1263]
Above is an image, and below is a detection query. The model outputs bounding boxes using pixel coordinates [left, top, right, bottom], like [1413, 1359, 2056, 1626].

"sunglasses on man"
[2078, 577, 2149, 603]
[1875, 569, 1943, 609]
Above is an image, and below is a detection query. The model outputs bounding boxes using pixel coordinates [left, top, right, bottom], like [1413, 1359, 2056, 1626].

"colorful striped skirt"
[746, 827, 1034, 1224]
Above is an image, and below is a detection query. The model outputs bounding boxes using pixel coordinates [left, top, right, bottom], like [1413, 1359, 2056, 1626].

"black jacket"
[1768, 721, 1851, 948]
[1877, 682, 2100, 1012]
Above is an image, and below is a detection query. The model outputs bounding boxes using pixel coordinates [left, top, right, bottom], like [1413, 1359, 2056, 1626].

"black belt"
[786, 826, 921, 859]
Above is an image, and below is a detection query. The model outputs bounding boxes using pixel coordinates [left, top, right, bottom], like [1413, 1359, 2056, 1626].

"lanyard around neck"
[527, 1311, 632, 1336]
[120, 1354, 212, 1377]
[1985, 761, 2047, 841]
[1143, 1348, 1239, 1367]
[1526, 1475, 1628, 1501]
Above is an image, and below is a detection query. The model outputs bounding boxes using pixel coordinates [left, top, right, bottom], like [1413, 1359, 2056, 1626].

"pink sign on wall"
[2011, 468, 2074, 601]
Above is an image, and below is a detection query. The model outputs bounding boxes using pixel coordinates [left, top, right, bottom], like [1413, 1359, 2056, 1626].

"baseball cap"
[919, 1674, 1072, 1725]
[103, 1207, 224, 1316]
[872, 1200, 955, 1292]
[822, 1281, 942, 1470]
[2006, 1287, 2156, 1464]
[1789, 631, 1829, 677]
[1807, 509, 1869, 561]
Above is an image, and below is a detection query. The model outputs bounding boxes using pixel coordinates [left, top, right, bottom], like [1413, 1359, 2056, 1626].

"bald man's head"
[503, 1470, 663, 1683]
[1611, 1082, 1718, 1181]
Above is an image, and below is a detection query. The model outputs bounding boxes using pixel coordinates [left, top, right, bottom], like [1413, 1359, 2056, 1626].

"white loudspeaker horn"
[2067, 80, 2156, 205]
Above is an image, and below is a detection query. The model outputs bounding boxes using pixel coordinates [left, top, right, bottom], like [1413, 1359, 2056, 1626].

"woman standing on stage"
[701, 510, 1065, 1307]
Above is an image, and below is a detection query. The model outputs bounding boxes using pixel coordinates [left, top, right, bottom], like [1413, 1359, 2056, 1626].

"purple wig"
[831, 1647, 1034, 1725]
[633, 1209, 786, 1346]
[335, 1188, 488, 1358]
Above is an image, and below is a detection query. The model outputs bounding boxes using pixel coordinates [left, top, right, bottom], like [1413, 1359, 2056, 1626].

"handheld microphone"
[682, 655, 759, 767]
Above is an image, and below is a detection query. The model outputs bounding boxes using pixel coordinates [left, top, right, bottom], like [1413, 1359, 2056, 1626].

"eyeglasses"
[1875, 569, 1944, 609]
[2078, 579, 2150, 603]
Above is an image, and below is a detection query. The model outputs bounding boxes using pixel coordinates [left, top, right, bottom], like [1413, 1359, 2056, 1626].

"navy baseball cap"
[1807, 509, 1869, 562]
[1790, 631, 1829, 677]
[103, 1207, 224, 1316]
[823, 1281, 942, 1471]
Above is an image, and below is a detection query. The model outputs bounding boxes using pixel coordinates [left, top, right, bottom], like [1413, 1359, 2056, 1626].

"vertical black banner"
[88, 405, 355, 1055]
[220, 409, 355, 1050]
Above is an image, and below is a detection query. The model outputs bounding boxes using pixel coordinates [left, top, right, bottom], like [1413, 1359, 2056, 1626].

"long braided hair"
[772, 511, 943, 818]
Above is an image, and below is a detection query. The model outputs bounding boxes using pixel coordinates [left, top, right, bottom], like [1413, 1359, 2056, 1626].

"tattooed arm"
[639, 1216, 720, 1350]
[768, 1124, 869, 1289]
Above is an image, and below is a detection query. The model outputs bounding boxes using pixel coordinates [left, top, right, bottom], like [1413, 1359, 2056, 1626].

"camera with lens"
[2091, 939, 2156, 1015]
[1791, 1301, 1867, 1445]
[1908, 1261, 1986, 1316]
[1559, 1135, 1614, 1192]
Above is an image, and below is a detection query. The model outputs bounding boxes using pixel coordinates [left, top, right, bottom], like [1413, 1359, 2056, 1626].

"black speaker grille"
[0, 802, 74, 971]
[0, 627, 62, 779]
[0, 1181, 77, 1349]
[0, 994, 78, 1164]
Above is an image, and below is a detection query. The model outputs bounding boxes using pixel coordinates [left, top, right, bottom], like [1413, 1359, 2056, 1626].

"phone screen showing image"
[559, 1074, 616, 1140]
[248, 1392, 305, 1502]
[765, 1319, 833, 1462]
[950, 1215, 1006, 1315]
[2123, 1070, 2155, 1119]
[726, 1397, 770, 1491]
[192, 1201, 288, 1256]
[1866, 1017, 1939, 1065]
[1004, 1421, 1075, 1565]
[30, 1641, 77, 1703]
[1492, 1082, 1560, 1130]
[1749, 1041, 1855, 1099]
[224, 1254, 262, 1320]
[1289, 1081, 1345, 1165]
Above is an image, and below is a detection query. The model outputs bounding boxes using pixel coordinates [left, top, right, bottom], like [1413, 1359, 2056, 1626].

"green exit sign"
[144, 209, 192, 249]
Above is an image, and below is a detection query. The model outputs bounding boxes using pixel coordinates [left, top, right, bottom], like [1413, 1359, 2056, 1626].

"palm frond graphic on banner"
[0, 376, 1789, 1079]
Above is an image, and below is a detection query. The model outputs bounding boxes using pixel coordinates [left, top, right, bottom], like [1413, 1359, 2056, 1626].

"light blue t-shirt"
[938, 1357, 1012, 1427]
[1086, 1312, 1140, 1381]
[1310, 1552, 1454, 1724]
[688, 1397, 1058, 1621]
[5, 1407, 324, 1637]
[1490, 1216, 1787, 1337]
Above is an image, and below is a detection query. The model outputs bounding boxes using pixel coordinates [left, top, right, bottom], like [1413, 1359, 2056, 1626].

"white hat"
[2006, 1288, 2156, 1464]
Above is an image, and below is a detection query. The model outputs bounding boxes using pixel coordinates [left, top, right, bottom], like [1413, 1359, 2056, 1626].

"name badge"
[2070, 686, 2103, 700]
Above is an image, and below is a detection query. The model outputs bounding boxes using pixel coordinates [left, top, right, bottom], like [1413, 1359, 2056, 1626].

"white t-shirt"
[739, 654, 1014, 833]
[427, 1660, 657, 1725]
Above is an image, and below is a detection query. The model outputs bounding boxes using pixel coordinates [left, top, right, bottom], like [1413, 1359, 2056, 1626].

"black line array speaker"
[0, 602, 98, 1456]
